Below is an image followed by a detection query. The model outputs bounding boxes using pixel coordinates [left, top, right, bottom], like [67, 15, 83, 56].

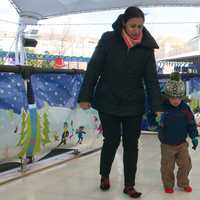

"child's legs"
[176, 142, 192, 187]
[80, 137, 83, 143]
[161, 144, 176, 188]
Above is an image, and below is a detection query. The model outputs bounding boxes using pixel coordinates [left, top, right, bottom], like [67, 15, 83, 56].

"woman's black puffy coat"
[78, 16, 161, 116]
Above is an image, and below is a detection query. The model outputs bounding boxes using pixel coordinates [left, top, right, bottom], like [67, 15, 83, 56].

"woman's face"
[124, 17, 144, 39]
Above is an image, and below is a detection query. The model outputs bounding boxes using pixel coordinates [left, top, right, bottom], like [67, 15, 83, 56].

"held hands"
[79, 102, 91, 110]
[192, 138, 198, 150]
[155, 112, 164, 127]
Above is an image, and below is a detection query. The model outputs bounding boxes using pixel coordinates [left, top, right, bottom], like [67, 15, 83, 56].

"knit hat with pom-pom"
[164, 72, 185, 98]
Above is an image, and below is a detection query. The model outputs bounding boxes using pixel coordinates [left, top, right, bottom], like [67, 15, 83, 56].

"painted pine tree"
[42, 112, 51, 145]
[16, 110, 26, 146]
[190, 99, 199, 111]
[17, 112, 32, 159]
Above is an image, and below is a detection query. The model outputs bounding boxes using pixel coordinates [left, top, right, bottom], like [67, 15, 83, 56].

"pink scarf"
[122, 29, 143, 49]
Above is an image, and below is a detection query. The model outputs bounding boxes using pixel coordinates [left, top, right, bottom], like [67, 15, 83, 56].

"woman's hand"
[79, 102, 91, 110]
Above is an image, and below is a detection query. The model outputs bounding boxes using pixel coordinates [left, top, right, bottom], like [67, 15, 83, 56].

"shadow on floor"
[0, 148, 74, 173]
[39, 148, 74, 161]
[0, 162, 21, 173]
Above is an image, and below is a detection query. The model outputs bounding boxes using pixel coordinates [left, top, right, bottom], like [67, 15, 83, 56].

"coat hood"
[112, 14, 159, 49]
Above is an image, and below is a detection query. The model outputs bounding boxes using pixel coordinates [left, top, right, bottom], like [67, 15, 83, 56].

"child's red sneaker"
[184, 185, 192, 192]
[100, 177, 110, 191]
[164, 188, 174, 193]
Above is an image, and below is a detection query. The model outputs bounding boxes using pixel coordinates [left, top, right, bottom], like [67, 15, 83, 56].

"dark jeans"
[99, 112, 142, 186]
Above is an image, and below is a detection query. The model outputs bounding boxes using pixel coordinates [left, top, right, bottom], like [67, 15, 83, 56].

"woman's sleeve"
[143, 50, 162, 112]
[78, 33, 107, 102]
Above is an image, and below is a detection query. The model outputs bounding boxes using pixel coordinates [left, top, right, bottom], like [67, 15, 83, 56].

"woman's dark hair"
[123, 6, 145, 23]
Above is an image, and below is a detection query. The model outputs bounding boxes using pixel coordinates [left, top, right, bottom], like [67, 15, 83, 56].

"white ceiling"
[10, 0, 200, 20]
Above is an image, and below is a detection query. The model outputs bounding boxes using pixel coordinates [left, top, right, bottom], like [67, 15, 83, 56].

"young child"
[57, 122, 69, 147]
[76, 126, 86, 144]
[157, 72, 199, 194]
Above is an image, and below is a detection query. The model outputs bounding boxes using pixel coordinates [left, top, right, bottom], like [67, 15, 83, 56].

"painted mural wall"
[0, 72, 103, 164]
[0, 70, 200, 166]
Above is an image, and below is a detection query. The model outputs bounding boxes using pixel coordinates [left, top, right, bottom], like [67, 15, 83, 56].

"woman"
[78, 6, 161, 198]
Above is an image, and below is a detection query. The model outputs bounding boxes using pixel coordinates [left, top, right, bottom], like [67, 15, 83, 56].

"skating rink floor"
[0, 134, 199, 200]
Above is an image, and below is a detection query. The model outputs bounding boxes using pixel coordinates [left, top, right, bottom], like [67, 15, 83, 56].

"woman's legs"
[99, 112, 121, 178]
[121, 115, 142, 187]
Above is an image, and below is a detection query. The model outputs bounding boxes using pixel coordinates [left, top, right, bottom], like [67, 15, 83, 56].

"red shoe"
[164, 188, 174, 193]
[123, 186, 142, 198]
[100, 177, 110, 191]
[184, 185, 192, 192]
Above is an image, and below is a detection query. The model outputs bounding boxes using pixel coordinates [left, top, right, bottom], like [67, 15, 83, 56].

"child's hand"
[192, 138, 198, 150]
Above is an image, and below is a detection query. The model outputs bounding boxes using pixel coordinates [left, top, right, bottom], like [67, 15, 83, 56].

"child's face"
[169, 97, 182, 107]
